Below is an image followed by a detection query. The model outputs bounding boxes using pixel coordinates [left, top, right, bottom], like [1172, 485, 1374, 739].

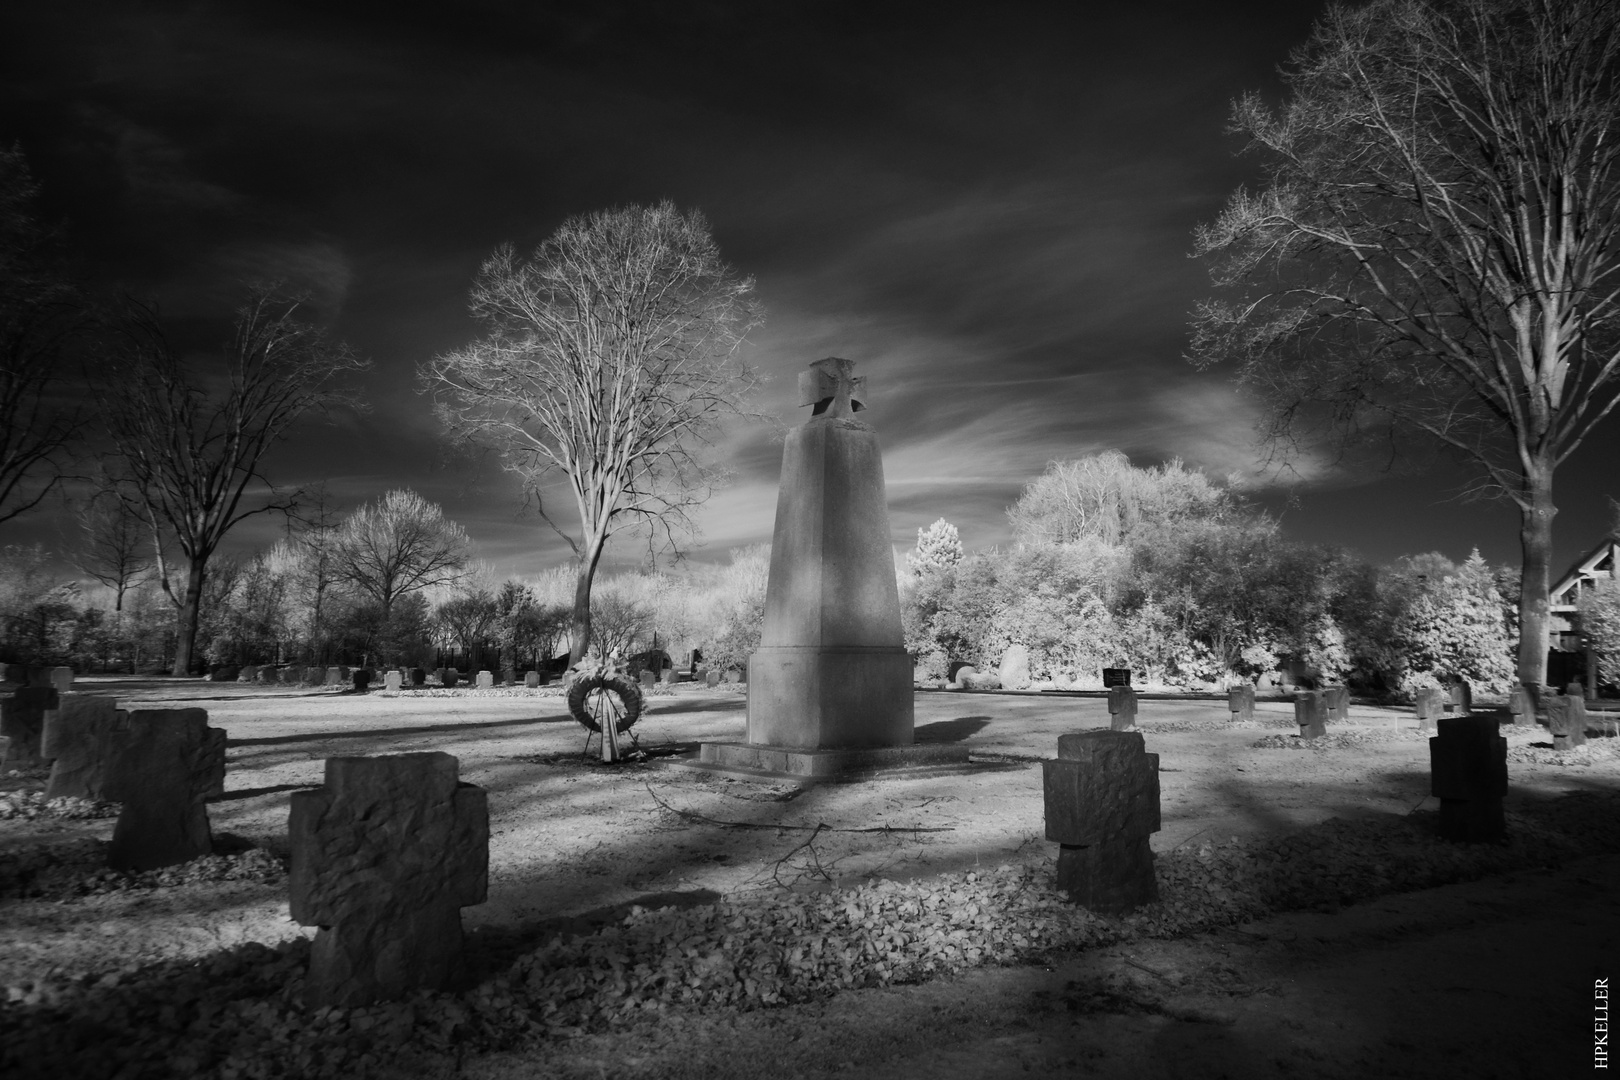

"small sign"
[1102, 667, 1132, 688]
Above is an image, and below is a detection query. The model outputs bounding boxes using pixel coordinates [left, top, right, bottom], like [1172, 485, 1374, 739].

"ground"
[2, 679, 1617, 1077]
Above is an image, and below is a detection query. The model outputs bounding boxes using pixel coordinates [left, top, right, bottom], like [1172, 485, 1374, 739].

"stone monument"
[43, 695, 124, 800]
[700, 358, 952, 778]
[1507, 685, 1534, 727]
[1043, 730, 1160, 913]
[1548, 693, 1587, 751]
[1414, 687, 1445, 731]
[1429, 715, 1507, 842]
[1107, 685, 1138, 731]
[1227, 684, 1255, 723]
[289, 753, 488, 1006]
[1, 686, 58, 771]
[475, 670, 494, 689]
[1324, 686, 1349, 724]
[1294, 690, 1327, 740]
[102, 709, 227, 871]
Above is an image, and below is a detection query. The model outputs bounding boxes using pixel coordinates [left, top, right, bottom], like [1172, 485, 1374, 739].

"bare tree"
[424, 201, 762, 663]
[330, 488, 471, 620]
[1190, 0, 1620, 690]
[73, 477, 153, 613]
[104, 288, 366, 675]
[0, 145, 84, 527]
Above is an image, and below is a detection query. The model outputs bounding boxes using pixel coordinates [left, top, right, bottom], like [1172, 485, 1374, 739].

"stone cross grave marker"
[1414, 687, 1445, 731]
[1508, 686, 1534, 727]
[1447, 680, 1472, 716]
[1294, 690, 1327, 740]
[1043, 730, 1160, 913]
[1429, 715, 1507, 842]
[1548, 694, 1588, 751]
[798, 354, 866, 417]
[1107, 686, 1138, 731]
[476, 670, 494, 689]
[384, 670, 402, 692]
[1324, 686, 1349, 724]
[102, 709, 226, 871]
[1227, 685, 1255, 723]
[1, 686, 58, 771]
[43, 695, 123, 800]
[289, 753, 489, 1006]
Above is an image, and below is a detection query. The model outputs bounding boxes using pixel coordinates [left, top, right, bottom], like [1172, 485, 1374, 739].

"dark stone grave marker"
[1107, 686, 1138, 731]
[289, 752, 488, 1006]
[43, 695, 123, 800]
[1042, 730, 1160, 913]
[1, 686, 58, 770]
[102, 709, 226, 871]
[1294, 690, 1327, 740]
[1548, 694, 1588, 751]
[1227, 685, 1255, 723]
[1429, 715, 1507, 842]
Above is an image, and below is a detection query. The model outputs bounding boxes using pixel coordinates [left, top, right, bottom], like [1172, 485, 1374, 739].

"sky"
[2, 0, 1616, 584]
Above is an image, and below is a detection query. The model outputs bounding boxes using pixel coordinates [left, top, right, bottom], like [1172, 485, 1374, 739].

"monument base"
[691, 741, 969, 781]
[745, 646, 914, 748]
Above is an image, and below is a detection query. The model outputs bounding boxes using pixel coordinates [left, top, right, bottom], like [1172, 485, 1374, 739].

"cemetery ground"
[3, 681, 1619, 1078]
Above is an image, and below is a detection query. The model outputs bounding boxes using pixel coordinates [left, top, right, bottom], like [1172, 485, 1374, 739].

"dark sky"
[3, 0, 1615, 581]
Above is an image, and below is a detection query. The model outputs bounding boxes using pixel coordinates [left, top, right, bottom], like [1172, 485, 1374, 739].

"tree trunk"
[568, 539, 607, 666]
[173, 561, 206, 676]
[1517, 465, 1556, 694]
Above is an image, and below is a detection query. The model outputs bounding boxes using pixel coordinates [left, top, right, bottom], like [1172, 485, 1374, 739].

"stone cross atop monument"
[799, 356, 866, 418]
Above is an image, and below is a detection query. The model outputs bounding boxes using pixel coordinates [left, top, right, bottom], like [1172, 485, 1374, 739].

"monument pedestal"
[745, 645, 913, 748]
[696, 740, 968, 780]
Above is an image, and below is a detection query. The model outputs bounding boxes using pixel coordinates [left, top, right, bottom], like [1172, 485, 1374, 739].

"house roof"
[1550, 534, 1620, 609]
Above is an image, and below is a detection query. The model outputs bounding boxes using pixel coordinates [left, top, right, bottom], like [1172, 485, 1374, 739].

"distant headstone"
[1227, 685, 1255, 723]
[2, 663, 25, 685]
[475, 670, 494, 689]
[1043, 730, 1160, 914]
[384, 671, 403, 692]
[1, 686, 59, 770]
[705, 670, 722, 688]
[1102, 668, 1132, 689]
[1508, 685, 1534, 726]
[639, 670, 656, 689]
[1414, 687, 1445, 730]
[661, 667, 677, 685]
[524, 671, 540, 688]
[289, 753, 489, 1007]
[442, 669, 459, 689]
[257, 664, 278, 683]
[411, 668, 426, 687]
[1548, 694, 1588, 751]
[323, 666, 342, 686]
[1447, 680, 1472, 716]
[1430, 715, 1507, 842]
[49, 667, 73, 694]
[353, 670, 373, 692]
[102, 709, 226, 871]
[1294, 690, 1327, 740]
[282, 665, 304, 685]
[1107, 686, 1138, 731]
[997, 645, 1031, 691]
[1324, 686, 1349, 724]
[43, 695, 123, 800]
[502, 669, 516, 687]
[724, 668, 741, 684]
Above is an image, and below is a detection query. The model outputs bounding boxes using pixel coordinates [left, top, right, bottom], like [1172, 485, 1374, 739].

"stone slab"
[43, 694, 124, 800]
[1548, 694, 1588, 751]
[1107, 687, 1138, 731]
[1324, 686, 1349, 724]
[476, 670, 494, 689]
[1, 686, 59, 770]
[1294, 691, 1327, 739]
[1228, 685, 1255, 722]
[289, 752, 488, 1006]
[103, 709, 225, 871]
[384, 671, 402, 691]
[1045, 731, 1160, 846]
[745, 647, 914, 748]
[1414, 687, 1445, 728]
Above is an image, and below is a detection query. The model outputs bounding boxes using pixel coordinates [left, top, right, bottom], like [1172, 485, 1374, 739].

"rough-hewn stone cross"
[798, 356, 866, 418]
[289, 753, 489, 1006]
[102, 709, 227, 871]
[1043, 730, 1160, 913]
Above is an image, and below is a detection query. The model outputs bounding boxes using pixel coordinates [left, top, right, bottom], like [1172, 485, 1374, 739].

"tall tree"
[0, 145, 84, 527]
[1190, 0, 1620, 690]
[104, 288, 365, 675]
[330, 489, 471, 620]
[425, 201, 761, 663]
[73, 477, 153, 614]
